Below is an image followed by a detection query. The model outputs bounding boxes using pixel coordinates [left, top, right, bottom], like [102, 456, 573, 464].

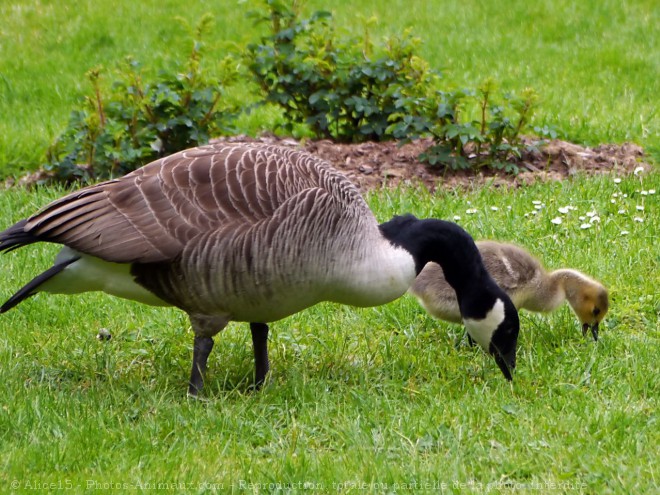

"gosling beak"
[582, 322, 599, 342]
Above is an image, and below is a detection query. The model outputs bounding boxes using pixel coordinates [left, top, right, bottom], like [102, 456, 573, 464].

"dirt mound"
[7, 135, 651, 191]
[214, 135, 651, 191]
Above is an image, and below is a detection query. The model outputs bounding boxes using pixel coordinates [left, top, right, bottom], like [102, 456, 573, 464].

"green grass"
[0, 0, 658, 177]
[0, 171, 658, 492]
[0, 0, 658, 491]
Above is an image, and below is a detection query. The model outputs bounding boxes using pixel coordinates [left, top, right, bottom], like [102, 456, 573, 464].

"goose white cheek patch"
[463, 298, 506, 350]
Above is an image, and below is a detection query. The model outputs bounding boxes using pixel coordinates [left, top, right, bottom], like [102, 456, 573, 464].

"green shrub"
[417, 83, 557, 173]
[245, 0, 440, 143]
[246, 0, 549, 171]
[45, 15, 239, 182]
[43, 1, 551, 181]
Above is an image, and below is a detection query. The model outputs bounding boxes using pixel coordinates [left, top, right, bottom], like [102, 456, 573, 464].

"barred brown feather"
[21, 144, 367, 265]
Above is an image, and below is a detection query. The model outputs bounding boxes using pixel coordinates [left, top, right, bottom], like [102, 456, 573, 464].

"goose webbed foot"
[250, 322, 270, 389]
[188, 336, 214, 396]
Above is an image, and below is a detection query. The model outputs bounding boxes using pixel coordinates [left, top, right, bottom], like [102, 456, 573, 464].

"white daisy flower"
[613, 178, 622, 184]
[634, 166, 644, 175]
[634, 217, 644, 223]
[453, 215, 461, 221]
[558, 206, 570, 214]
[621, 230, 630, 236]
[636, 205, 644, 211]
[551, 217, 562, 225]
[466, 208, 478, 214]
[490, 206, 499, 211]
[580, 223, 592, 229]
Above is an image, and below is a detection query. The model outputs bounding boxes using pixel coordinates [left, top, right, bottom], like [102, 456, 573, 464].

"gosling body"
[411, 241, 608, 340]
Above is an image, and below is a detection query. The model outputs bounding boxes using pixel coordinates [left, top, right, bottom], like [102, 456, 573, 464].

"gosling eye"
[593, 307, 601, 316]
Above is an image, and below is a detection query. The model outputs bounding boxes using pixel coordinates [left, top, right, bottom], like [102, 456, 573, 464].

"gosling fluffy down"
[411, 241, 608, 340]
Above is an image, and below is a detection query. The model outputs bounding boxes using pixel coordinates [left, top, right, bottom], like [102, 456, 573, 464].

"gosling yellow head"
[568, 282, 608, 341]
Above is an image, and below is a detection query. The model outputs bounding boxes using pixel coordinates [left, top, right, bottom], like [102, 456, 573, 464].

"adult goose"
[411, 241, 608, 340]
[0, 143, 520, 393]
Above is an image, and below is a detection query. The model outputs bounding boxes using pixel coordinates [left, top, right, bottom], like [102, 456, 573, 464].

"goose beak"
[582, 322, 599, 341]
[492, 345, 515, 381]
[495, 352, 515, 381]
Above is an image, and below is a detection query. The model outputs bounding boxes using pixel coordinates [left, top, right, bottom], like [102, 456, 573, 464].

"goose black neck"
[379, 214, 489, 297]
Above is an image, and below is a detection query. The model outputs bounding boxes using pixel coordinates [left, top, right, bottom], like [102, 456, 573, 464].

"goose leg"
[455, 331, 476, 350]
[250, 322, 270, 388]
[189, 336, 214, 396]
[187, 315, 229, 396]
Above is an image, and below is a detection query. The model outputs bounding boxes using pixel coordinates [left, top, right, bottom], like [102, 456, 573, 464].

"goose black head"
[461, 290, 519, 380]
[380, 214, 520, 380]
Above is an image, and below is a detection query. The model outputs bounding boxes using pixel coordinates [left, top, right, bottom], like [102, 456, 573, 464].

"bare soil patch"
[7, 135, 651, 191]
[213, 135, 651, 192]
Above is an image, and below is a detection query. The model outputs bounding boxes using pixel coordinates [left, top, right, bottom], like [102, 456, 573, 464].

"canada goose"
[411, 240, 608, 340]
[0, 143, 520, 393]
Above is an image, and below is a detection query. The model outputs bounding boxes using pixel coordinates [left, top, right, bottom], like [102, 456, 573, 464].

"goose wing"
[19, 144, 355, 264]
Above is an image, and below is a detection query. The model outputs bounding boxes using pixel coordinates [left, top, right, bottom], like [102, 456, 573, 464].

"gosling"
[411, 241, 608, 340]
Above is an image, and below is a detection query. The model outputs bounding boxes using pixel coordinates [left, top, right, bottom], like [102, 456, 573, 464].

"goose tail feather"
[0, 257, 79, 313]
[0, 220, 35, 253]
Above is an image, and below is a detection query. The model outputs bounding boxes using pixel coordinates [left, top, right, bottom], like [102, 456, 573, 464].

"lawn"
[0, 0, 658, 493]
[0, 173, 658, 492]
